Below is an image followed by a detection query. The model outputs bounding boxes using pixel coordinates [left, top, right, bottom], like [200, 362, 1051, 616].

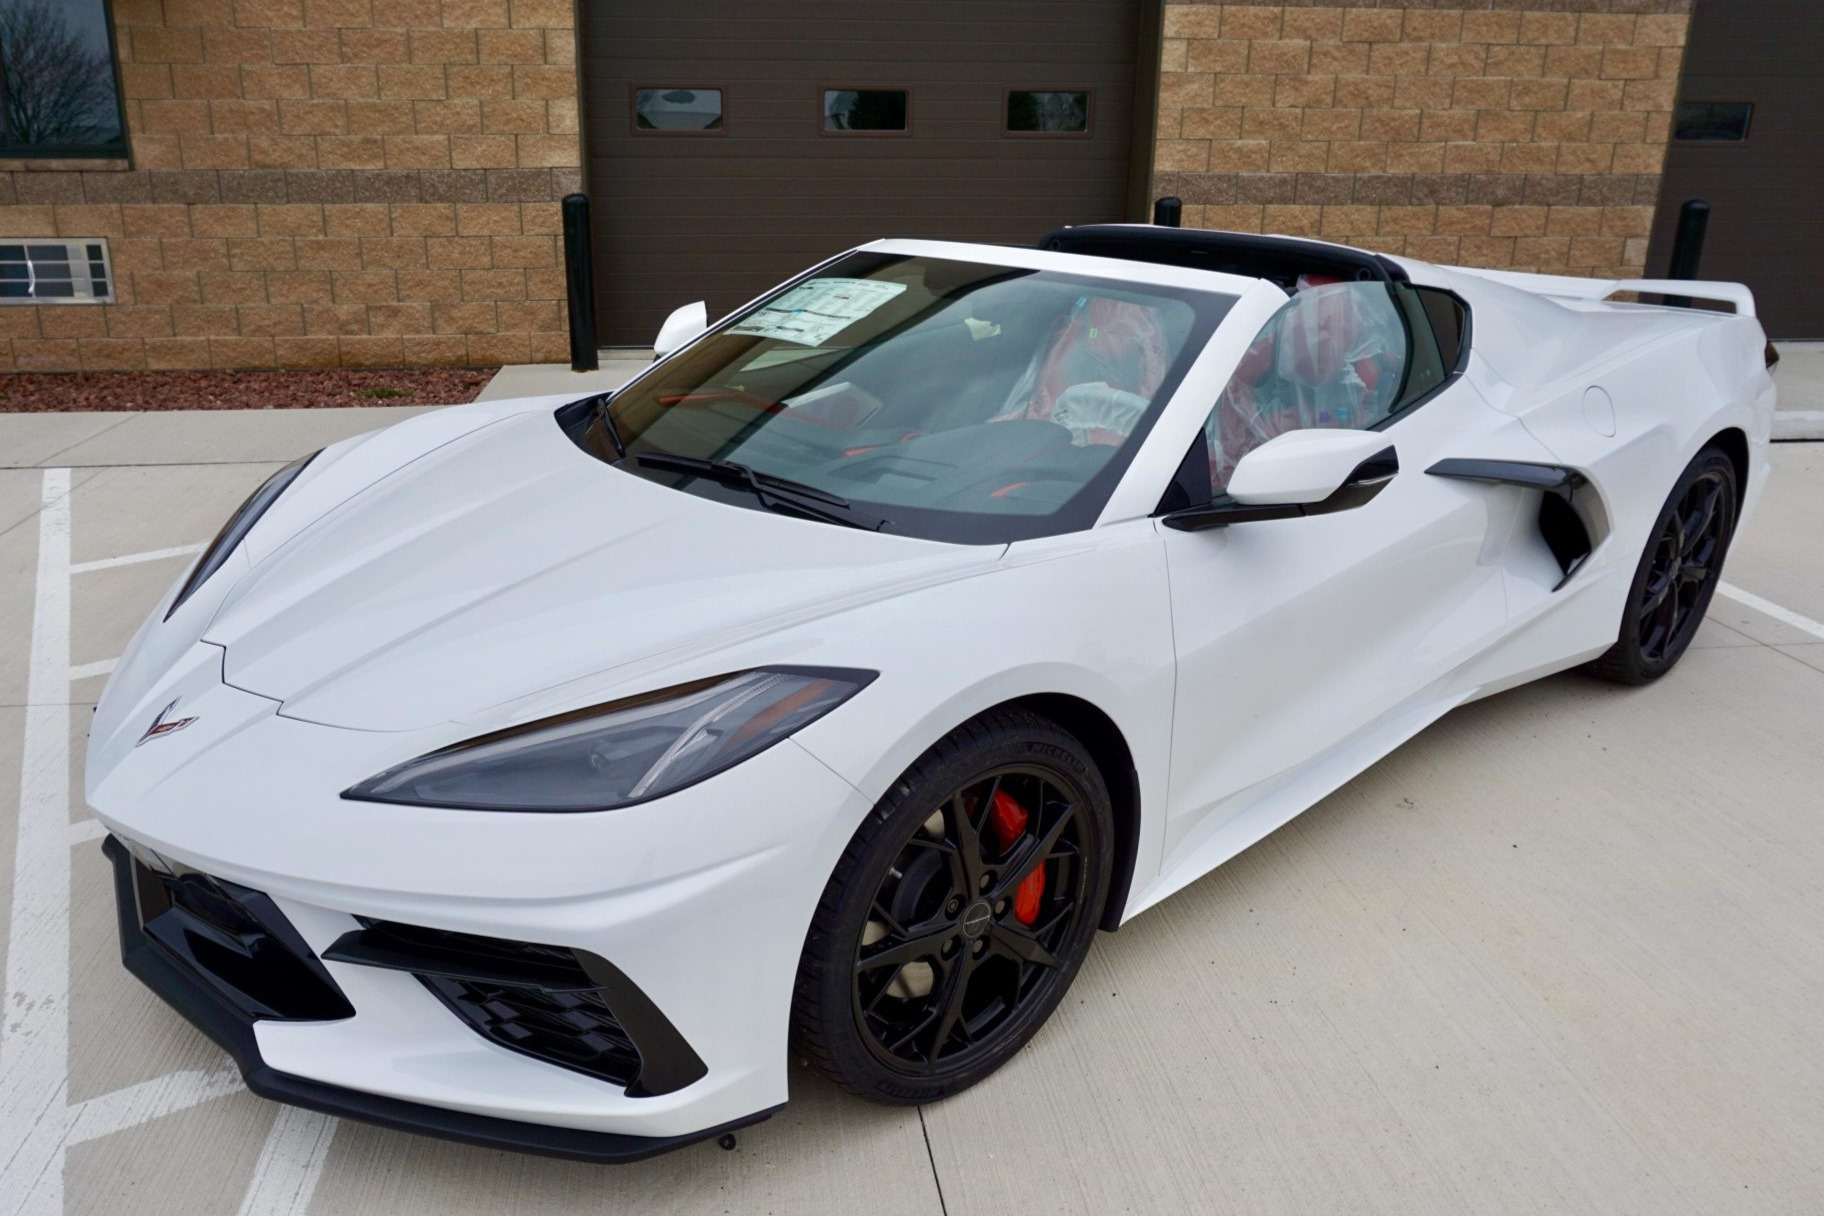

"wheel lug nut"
[979, 874, 993, 891]
[971, 939, 986, 956]
[994, 900, 1007, 916]
[943, 939, 957, 955]
[946, 898, 962, 915]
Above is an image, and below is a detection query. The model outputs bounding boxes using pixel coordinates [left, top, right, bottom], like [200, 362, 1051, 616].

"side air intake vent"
[1538, 491, 1594, 583]
[1426, 457, 1606, 590]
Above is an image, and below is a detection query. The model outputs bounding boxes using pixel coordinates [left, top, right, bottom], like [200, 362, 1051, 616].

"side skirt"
[1121, 687, 1470, 922]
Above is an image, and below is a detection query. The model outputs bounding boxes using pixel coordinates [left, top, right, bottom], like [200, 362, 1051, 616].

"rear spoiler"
[1446, 266, 1756, 318]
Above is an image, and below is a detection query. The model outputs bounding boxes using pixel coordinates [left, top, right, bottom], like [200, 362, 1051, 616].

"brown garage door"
[578, 2, 1154, 345]
[1647, 0, 1824, 338]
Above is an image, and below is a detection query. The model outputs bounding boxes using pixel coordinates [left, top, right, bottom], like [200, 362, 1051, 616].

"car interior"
[1037, 228, 1472, 504]
[594, 256, 1225, 532]
[573, 239, 1467, 540]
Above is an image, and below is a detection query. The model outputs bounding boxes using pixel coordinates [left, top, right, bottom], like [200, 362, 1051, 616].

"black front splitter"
[103, 835, 778, 1164]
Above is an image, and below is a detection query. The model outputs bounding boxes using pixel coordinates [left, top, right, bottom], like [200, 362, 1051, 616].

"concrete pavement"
[0, 409, 1820, 1215]
[474, 356, 652, 402]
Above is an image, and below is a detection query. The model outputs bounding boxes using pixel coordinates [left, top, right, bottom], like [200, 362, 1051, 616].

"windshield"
[598, 252, 1236, 543]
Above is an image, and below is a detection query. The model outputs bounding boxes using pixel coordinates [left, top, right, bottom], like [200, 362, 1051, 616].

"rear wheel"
[1585, 446, 1737, 685]
[791, 710, 1112, 1104]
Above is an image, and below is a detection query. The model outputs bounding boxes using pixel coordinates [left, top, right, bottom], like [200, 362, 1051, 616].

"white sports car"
[91, 226, 1775, 1161]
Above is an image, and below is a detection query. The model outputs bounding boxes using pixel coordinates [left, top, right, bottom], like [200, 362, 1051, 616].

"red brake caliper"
[988, 789, 1045, 926]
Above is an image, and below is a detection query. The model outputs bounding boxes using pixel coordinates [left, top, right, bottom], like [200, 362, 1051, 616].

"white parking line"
[1718, 582, 1824, 642]
[0, 479, 230, 1216]
[236, 1107, 337, 1216]
[2, 469, 74, 1216]
[66, 820, 107, 848]
[67, 544, 202, 576]
[65, 1068, 244, 1147]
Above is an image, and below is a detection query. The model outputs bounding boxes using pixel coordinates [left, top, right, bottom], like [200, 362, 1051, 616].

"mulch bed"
[0, 367, 499, 413]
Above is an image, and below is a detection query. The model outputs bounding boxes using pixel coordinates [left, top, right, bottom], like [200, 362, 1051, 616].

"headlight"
[343, 667, 874, 812]
[166, 451, 317, 619]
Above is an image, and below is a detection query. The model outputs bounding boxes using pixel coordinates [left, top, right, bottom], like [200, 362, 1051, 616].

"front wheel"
[1584, 445, 1738, 685]
[791, 709, 1113, 1104]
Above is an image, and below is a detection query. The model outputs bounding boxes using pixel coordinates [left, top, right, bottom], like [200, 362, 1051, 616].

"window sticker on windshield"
[729, 278, 908, 346]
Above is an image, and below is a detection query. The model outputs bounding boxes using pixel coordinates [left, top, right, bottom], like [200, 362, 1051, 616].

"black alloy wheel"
[1639, 467, 1731, 662]
[852, 763, 1088, 1073]
[793, 710, 1113, 1104]
[1586, 445, 1738, 684]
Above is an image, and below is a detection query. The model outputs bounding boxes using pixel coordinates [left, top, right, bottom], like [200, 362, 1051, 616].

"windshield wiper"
[632, 452, 890, 532]
[584, 392, 626, 458]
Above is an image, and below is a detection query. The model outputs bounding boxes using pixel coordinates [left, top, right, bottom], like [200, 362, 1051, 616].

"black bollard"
[561, 193, 599, 372]
[1664, 199, 1709, 310]
[1152, 196, 1183, 228]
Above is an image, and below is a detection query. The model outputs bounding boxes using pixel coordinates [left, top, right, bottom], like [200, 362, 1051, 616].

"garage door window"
[632, 87, 724, 134]
[822, 89, 909, 134]
[1674, 101, 1753, 142]
[1006, 90, 1091, 135]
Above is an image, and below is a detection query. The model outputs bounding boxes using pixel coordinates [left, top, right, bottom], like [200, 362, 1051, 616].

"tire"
[791, 708, 1114, 1105]
[1584, 445, 1738, 685]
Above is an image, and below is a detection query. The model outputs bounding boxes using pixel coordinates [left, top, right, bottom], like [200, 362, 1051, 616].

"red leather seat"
[995, 296, 1172, 445]
[1209, 278, 1404, 487]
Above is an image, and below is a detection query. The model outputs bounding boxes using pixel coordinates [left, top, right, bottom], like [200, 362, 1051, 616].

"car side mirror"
[1163, 429, 1398, 531]
[653, 301, 708, 357]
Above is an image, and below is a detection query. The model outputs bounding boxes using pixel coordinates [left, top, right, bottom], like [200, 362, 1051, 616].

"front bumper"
[105, 835, 777, 1162]
[89, 641, 876, 1150]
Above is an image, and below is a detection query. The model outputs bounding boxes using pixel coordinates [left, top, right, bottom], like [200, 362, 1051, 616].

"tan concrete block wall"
[0, 0, 581, 373]
[1153, 2, 1693, 278]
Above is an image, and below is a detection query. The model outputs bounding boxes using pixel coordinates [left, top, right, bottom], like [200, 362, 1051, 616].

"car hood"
[204, 407, 1002, 731]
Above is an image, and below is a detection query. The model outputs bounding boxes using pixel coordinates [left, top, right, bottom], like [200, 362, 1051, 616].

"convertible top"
[1041, 223, 1757, 321]
[1039, 224, 1408, 293]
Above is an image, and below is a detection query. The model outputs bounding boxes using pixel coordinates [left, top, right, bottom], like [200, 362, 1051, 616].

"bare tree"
[0, 0, 122, 149]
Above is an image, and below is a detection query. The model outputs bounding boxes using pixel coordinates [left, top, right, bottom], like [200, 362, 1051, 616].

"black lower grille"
[424, 974, 643, 1087]
[126, 846, 353, 1023]
[324, 920, 707, 1098]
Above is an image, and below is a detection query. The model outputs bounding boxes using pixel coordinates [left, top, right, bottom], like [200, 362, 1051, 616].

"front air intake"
[323, 920, 707, 1097]
[124, 844, 354, 1022]
[423, 972, 643, 1088]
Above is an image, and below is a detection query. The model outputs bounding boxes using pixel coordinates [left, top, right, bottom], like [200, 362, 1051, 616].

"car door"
[1156, 280, 1533, 871]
